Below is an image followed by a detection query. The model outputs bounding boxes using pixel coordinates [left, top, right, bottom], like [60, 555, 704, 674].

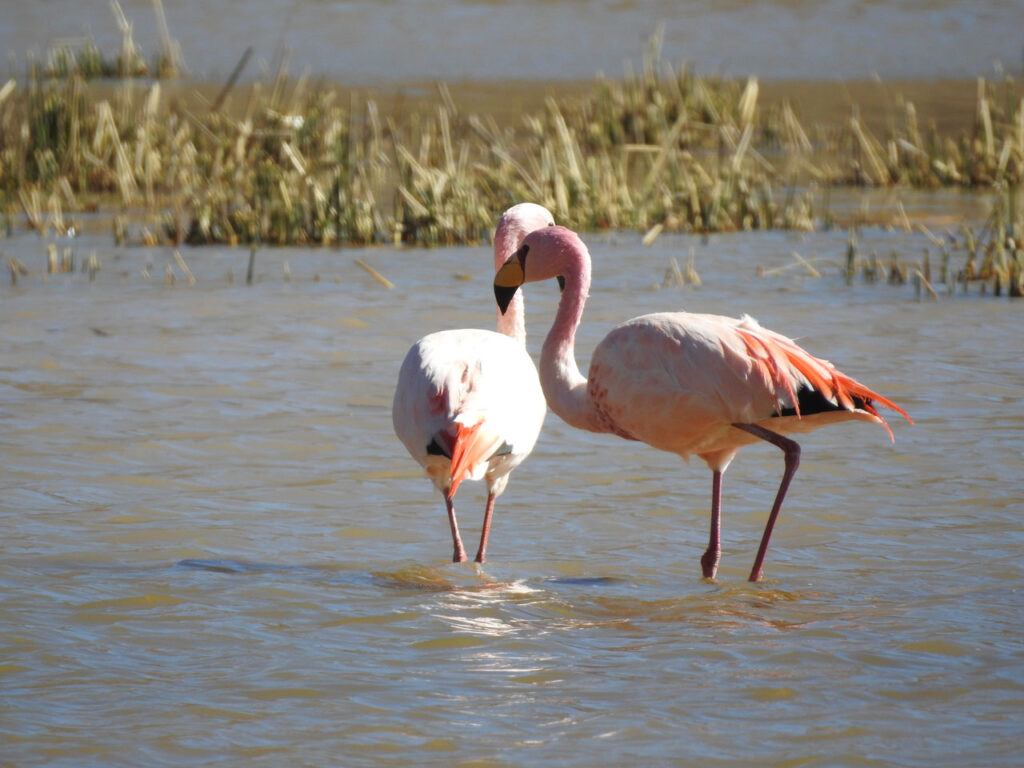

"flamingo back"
[586, 312, 909, 463]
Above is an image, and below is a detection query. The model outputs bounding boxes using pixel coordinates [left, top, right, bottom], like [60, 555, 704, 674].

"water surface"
[2, 225, 1022, 766]
[3, 0, 1020, 83]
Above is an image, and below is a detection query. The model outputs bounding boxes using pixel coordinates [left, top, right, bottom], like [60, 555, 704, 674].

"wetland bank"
[3, 3, 1024, 767]
[3, 8, 1023, 295]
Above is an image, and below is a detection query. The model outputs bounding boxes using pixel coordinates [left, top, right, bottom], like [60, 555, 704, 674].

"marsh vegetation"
[1, 26, 1021, 295]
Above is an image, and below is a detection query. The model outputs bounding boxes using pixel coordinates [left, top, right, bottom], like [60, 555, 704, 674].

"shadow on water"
[362, 561, 839, 638]
[547, 576, 624, 587]
[176, 557, 381, 589]
[176, 557, 813, 637]
[177, 557, 824, 628]
[366, 564, 619, 597]
[177, 557, 301, 576]
[176, 557, 602, 596]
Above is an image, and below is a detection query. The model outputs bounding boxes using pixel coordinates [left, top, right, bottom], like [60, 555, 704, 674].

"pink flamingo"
[392, 204, 554, 563]
[494, 226, 912, 581]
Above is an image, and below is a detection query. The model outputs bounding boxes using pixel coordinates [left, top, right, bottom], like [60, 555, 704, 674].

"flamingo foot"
[700, 548, 720, 580]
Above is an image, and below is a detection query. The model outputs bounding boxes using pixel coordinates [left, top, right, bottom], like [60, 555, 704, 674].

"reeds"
[1, 28, 1022, 251]
[826, 185, 1023, 298]
[829, 80, 1023, 188]
[39, 0, 181, 80]
[955, 185, 1024, 297]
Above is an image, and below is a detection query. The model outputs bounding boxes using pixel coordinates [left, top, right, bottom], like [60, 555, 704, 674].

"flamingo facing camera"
[393, 204, 554, 563]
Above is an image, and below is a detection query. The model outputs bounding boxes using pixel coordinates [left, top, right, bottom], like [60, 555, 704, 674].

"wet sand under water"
[2, 223, 1022, 766]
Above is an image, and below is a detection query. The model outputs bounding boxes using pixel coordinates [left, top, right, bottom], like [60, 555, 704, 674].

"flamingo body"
[392, 203, 553, 563]
[588, 311, 901, 469]
[393, 329, 545, 500]
[495, 226, 911, 580]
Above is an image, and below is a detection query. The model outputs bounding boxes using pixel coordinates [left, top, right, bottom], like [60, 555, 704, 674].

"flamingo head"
[494, 226, 579, 314]
[494, 203, 555, 269]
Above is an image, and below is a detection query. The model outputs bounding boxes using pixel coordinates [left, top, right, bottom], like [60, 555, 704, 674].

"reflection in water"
[178, 558, 304, 575]
[2, 227, 1023, 766]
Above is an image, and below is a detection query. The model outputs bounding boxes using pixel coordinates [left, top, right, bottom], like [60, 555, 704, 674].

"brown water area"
[3, 2, 1024, 767]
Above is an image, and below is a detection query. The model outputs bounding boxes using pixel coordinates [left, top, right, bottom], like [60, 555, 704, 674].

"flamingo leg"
[731, 423, 802, 582]
[701, 470, 724, 580]
[474, 491, 497, 564]
[445, 496, 468, 563]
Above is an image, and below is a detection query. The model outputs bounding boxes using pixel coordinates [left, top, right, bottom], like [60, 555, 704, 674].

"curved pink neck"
[539, 242, 605, 433]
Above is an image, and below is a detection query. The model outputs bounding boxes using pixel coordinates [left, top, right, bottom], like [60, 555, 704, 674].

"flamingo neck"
[540, 253, 604, 433]
[493, 222, 527, 345]
[495, 293, 526, 344]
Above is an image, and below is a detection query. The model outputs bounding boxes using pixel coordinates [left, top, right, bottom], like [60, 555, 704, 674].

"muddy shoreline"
[107, 75, 1020, 135]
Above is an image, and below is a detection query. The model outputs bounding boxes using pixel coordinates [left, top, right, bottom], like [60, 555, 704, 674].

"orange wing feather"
[735, 326, 912, 441]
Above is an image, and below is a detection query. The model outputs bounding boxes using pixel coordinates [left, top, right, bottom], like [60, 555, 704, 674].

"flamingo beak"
[494, 250, 526, 314]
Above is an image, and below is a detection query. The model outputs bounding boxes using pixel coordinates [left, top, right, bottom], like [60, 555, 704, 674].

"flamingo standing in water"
[392, 203, 554, 563]
[494, 226, 911, 581]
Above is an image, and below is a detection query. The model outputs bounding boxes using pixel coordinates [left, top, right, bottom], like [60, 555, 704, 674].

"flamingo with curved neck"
[495, 225, 911, 581]
[392, 203, 554, 563]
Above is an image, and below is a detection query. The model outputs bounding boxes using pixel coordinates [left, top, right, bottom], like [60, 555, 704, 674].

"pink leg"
[474, 492, 497, 564]
[445, 495, 468, 563]
[732, 423, 801, 582]
[701, 470, 723, 579]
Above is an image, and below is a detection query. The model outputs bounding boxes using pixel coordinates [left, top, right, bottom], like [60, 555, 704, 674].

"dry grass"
[1, 28, 1022, 256]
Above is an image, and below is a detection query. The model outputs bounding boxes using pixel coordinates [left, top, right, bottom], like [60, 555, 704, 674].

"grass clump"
[38, 0, 181, 81]
[951, 185, 1024, 297]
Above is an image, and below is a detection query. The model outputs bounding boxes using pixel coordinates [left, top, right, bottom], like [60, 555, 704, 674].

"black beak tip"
[494, 283, 519, 315]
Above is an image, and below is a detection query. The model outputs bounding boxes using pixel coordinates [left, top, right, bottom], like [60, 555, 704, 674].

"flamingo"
[392, 203, 553, 563]
[494, 226, 912, 581]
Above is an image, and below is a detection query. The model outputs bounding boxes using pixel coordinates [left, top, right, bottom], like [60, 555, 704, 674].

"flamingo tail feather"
[447, 421, 500, 500]
[735, 326, 912, 441]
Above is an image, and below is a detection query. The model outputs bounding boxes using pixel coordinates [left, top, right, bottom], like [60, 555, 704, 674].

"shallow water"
[3, 0, 1020, 83]
[2, 223, 1022, 766]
